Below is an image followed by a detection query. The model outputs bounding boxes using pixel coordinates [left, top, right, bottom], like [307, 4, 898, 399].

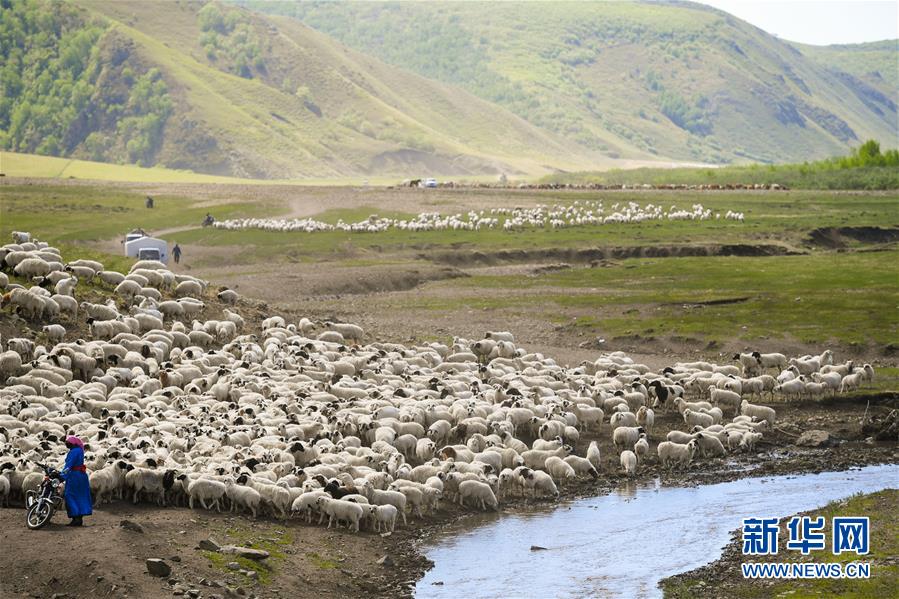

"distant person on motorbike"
[60, 436, 92, 526]
[202, 213, 214, 227]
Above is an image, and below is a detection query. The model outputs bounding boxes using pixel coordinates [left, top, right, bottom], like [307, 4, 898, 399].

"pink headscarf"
[65, 435, 84, 449]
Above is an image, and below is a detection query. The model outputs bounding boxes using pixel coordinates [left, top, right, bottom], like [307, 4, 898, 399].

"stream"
[416, 464, 898, 598]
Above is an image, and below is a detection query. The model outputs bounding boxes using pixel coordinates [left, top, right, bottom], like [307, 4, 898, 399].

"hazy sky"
[698, 1, 899, 45]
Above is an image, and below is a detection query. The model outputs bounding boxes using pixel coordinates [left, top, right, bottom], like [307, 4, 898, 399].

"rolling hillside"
[253, 0, 898, 165]
[0, 0, 608, 178]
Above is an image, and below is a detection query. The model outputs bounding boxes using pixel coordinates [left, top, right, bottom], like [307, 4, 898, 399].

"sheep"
[634, 435, 649, 463]
[226, 482, 262, 518]
[709, 387, 742, 417]
[753, 352, 787, 371]
[523, 469, 559, 498]
[317, 496, 364, 531]
[620, 450, 637, 476]
[42, 324, 66, 342]
[544, 456, 576, 486]
[14, 257, 51, 278]
[0, 475, 9, 507]
[740, 431, 764, 452]
[612, 426, 645, 452]
[693, 432, 727, 458]
[586, 440, 601, 471]
[217, 289, 239, 304]
[657, 440, 698, 470]
[97, 271, 126, 286]
[563, 455, 598, 478]
[175, 280, 204, 298]
[775, 378, 805, 400]
[363, 487, 408, 525]
[839, 372, 863, 394]
[635, 406, 654, 436]
[683, 409, 715, 428]
[369, 503, 399, 533]
[458, 480, 498, 511]
[740, 401, 776, 427]
[0, 350, 23, 382]
[186, 477, 227, 512]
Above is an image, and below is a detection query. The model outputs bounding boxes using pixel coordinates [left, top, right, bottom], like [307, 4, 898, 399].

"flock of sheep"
[212, 201, 745, 235]
[0, 230, 875, 535]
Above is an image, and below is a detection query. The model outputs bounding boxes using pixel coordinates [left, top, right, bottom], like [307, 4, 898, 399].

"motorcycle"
[25, 463, 65, 530]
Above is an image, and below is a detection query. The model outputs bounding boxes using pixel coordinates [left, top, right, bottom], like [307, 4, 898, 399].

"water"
[416, 464, 898, 599]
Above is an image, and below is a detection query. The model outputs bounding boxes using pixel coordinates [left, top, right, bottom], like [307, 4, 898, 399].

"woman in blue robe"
[60, 435, 92, 526]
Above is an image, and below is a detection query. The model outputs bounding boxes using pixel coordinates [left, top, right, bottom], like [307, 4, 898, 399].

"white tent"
[124, 236, 168, 264]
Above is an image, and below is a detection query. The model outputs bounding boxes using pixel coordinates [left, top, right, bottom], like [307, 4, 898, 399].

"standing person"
[59, 436, 92, 527]
[172, 243, 182, 264]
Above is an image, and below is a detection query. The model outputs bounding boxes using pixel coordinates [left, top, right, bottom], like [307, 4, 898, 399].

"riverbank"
[661, 489, 898, 598]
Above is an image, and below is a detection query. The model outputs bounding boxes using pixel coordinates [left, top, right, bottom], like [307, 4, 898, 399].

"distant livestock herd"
[0, 231, 875, 535]
[213, 201, 745, 235]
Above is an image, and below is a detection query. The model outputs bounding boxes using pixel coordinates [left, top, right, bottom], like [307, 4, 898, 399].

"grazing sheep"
[586, 441, 601, 471]
[458, 480, 498, 511]
[620, 450, 637, 476]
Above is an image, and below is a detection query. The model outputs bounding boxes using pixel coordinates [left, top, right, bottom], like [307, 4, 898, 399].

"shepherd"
[60, 435, 92, 526]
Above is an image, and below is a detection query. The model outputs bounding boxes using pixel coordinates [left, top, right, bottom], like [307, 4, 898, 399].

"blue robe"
[61, 446, 92, 517]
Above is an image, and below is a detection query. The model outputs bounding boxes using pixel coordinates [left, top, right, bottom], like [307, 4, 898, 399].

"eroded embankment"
[422, 243, 796, 267]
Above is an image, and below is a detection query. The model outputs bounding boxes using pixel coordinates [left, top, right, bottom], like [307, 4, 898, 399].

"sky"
[697, 0, 899, 45]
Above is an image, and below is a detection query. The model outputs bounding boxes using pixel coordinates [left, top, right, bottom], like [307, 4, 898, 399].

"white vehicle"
[423, 178, 438, 188]
[123, 232, 168, 264]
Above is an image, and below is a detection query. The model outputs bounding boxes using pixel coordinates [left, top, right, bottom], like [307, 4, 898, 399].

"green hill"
[0, 0, 609, 178]
[252, 0, 897, 165]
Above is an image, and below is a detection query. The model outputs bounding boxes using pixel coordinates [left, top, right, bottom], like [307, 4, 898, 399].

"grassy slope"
[540, 162, 899, 190]
[259, 0, 898, 165]
[67, 0, 602, 179]
[794, 39, 899, 94]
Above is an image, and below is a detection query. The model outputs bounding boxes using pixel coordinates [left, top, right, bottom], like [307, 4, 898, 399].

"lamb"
[55, 276, 78, 297]
[740, 431, 763, 452]
[458, 480, 499, 511]
[620, 450, 637, 476]
[657, 440, 699, 470]
[363, 487, 408, 525]
[634, 435, 649, 463]
[839, 372, 863, 393]
[368, 503, 399, 533]
[740, 401, 776, 427]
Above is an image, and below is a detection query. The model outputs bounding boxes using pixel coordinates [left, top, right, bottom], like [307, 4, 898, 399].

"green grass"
[0, 184, 278, 242]
[405, 251, 899, 347]
[201, 525, 293, 585]
[163, 190, 899, 265]
[663, 490, 898, 598]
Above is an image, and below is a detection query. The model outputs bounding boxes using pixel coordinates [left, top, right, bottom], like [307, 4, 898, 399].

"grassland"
[542, 159, 899, 190]
[3, 181, 897, 357]
[663, 489, 899, 598]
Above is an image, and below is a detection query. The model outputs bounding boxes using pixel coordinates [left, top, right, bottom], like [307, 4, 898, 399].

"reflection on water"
[417, 464, 898, 599]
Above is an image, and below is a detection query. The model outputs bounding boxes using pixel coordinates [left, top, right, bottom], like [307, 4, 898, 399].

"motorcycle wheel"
[26, 500, 54, 530]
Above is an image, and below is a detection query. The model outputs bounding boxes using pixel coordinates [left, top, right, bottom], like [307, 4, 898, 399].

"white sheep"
[740, 401, 776, 427]
[458, 480, 498, 511]
[317, 496, 364, 531]
[620, 450, 637, 476]
[657, 440, 698, 470]
[544, 456, 576, 486]
[709, 387, 742, 416]
[586, 440, 601, 471]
